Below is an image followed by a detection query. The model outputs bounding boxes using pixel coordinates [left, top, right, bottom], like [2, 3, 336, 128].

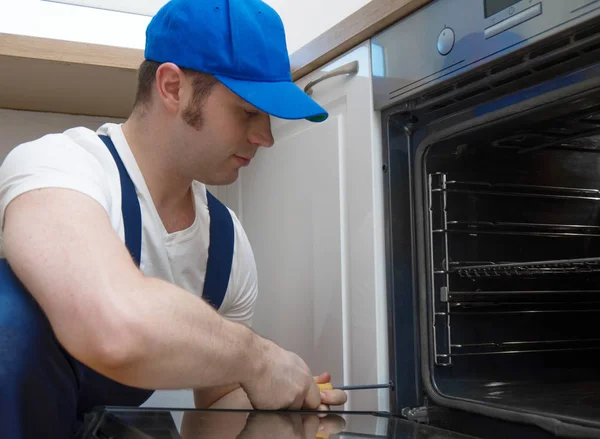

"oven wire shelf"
[447, 338, 600, 357]
[449, 257, 600, 278]
[428, 173, 600, 365]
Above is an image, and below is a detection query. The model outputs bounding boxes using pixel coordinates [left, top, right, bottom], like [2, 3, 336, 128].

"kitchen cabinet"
[218, 41, 389, 412]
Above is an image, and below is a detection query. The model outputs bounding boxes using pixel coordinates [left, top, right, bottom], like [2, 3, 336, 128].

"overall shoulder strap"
[98, 135, 142, 267]
[97, 134, 232, 309]
[203, 190, 234, 310]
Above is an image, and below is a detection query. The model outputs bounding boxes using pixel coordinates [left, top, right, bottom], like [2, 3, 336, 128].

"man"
[0, 0, 347, 437]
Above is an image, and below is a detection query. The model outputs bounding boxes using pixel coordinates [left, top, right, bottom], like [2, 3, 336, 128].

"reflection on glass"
[81, 407, 477, 439]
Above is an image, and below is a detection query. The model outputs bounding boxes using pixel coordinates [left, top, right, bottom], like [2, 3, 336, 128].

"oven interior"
[420, 88, 600, 428]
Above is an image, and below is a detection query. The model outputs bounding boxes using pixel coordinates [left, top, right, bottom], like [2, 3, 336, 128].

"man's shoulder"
[9, 124, 120, 169]
[9, 125, 104, 156]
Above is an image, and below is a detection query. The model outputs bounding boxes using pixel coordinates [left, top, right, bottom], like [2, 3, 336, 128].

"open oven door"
[382, 18, 600, 439]
[77, 406, 482, 439]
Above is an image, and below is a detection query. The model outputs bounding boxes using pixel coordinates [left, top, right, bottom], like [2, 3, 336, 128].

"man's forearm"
[95, 276, 263, 392]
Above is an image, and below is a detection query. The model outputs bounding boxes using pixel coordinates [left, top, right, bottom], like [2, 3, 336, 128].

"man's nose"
[248, 115, 275, 148]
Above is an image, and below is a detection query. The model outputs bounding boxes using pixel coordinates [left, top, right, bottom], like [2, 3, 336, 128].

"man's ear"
[155, 62, 186, 114]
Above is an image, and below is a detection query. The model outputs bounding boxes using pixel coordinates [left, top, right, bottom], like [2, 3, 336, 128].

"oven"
[372, 0, 600, 437]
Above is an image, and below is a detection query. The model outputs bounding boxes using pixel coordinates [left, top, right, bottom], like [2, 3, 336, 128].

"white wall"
[0, 108, 123, 160]
[263, 0, 373, 53]
[0, 0, 373, 53]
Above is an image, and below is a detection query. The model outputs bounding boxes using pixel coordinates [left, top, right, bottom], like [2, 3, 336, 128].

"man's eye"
[245, 110, 259, 118]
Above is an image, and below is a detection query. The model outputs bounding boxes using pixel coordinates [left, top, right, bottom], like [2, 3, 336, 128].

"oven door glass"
[78, 406, 476, 439]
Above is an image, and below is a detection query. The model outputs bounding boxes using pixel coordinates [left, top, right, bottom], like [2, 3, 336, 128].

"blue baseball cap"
[144, 0, 328, 123]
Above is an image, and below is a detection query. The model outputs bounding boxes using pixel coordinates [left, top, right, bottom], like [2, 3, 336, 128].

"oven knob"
[437, 27, 455, 56]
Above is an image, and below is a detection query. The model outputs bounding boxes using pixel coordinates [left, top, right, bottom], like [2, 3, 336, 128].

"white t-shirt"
[0, 122, 258, 327]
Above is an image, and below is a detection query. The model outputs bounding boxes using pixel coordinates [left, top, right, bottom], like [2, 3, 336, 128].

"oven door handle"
[303, 60, 360, 96]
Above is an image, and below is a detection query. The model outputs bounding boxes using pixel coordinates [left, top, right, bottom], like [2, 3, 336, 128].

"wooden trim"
[0, 33, 143, 118]
[0, 32, 143, 69]
[290, 0, 432, 81]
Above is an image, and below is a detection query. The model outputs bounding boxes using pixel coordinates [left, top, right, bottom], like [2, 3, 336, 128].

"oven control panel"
[372, 0, 600, 110]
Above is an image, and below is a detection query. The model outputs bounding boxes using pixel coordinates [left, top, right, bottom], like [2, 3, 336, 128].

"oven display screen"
[484, 0, 521, 18]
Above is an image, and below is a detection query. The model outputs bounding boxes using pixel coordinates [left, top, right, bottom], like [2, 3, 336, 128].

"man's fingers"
[302, 381, 322, 410]
[313, 372, 331, 384]
[320, 389, 348, 406]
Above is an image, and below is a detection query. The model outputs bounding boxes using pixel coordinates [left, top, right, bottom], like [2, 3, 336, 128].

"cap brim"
[214, 75, 328, 123]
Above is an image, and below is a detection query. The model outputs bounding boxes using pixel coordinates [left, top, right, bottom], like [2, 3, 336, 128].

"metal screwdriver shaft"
[334, 383, 391, 390]
[318, 381, 394, 391]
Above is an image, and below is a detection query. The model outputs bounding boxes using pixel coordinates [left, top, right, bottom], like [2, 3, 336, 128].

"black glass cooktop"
[78, 407, 477, 439]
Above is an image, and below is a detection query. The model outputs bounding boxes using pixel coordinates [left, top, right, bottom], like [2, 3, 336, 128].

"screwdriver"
[317, 381, 393, 391]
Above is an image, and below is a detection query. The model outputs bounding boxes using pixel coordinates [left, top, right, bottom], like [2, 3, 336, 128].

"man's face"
[174, 79, 275, 186]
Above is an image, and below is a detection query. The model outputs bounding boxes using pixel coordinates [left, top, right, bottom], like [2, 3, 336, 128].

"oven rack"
[427, 173, 600, 365]
[443, 338, 600, 358]
[431, 178, 600, 201]
[448, 257, 600, 278]
[435, 220, 600, 238]
[448, 299, 600, 312]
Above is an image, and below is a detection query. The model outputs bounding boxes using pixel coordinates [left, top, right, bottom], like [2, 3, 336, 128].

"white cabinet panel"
[243, 111, 346, 396]
[224, 41, 389, 413]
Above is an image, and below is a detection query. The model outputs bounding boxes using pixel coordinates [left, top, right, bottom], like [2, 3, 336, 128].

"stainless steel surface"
[371, 0, 600, 110]
[484, 3, 542, 39]
[335, 382, 393, 390]
[303, 60, 359, 96]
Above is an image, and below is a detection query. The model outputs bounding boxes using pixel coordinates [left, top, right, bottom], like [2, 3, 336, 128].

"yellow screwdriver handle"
[317, 382, 333, 391]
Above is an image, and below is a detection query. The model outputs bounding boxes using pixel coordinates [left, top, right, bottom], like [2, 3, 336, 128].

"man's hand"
[241, 337, 321, 410]
[193, 372, 347, 413]
[313, 372, 348, 412]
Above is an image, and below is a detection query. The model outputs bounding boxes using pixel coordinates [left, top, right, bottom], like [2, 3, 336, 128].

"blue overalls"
[0, 135, 234, 438]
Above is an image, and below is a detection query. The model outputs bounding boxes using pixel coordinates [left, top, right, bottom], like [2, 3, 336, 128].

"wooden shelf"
[0, 0, 431, 118]
[0, 33, 143, 118]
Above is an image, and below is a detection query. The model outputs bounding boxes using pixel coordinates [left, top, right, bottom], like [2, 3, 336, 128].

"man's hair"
[133, 60, 218, 128]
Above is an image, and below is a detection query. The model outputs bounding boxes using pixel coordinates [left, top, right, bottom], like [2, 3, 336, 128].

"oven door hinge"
[401, 405, 430, 423]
